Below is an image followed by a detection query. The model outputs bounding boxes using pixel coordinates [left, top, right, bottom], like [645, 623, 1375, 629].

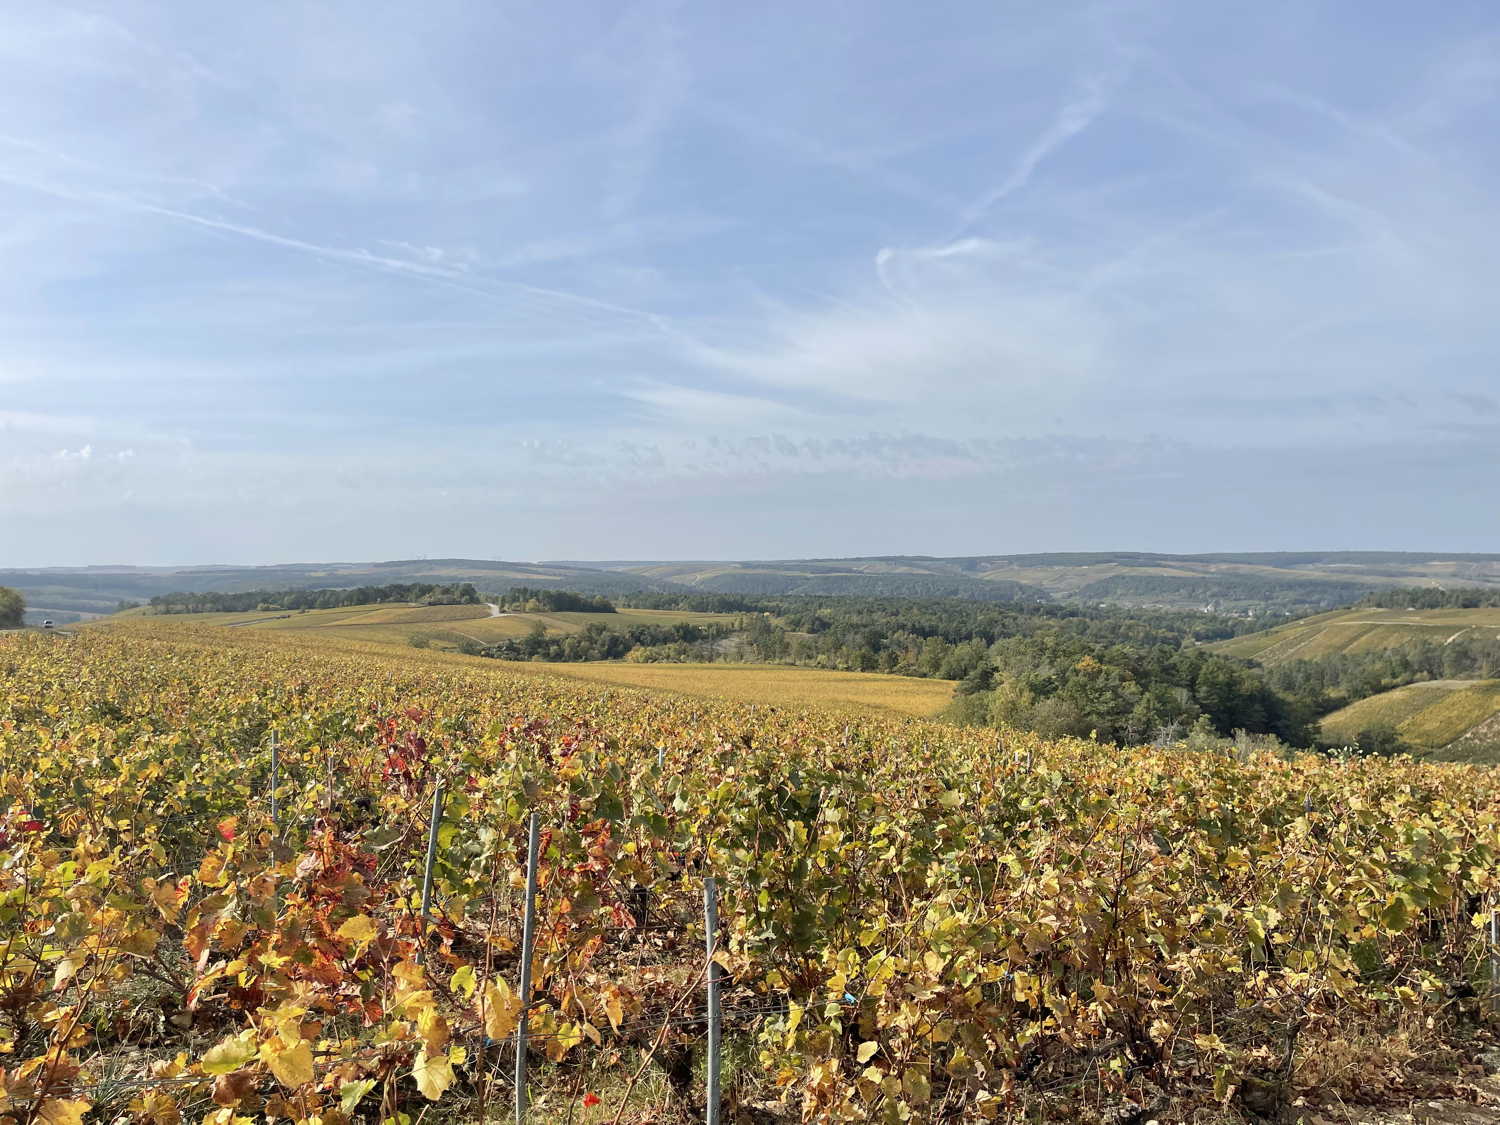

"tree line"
[492, 587, 615, 613]
[148, 583, 481, 614]
[1356, 586, 1500, 609]
[1265, 634, 1500, 708]
[484, 620, 732, 662]
[473, 591, 1317, 745]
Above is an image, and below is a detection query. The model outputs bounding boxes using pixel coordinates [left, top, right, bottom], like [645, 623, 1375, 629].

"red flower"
[582, 1092, 601, 1108]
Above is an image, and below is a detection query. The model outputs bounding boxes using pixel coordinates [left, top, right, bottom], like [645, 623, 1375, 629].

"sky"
[3, 0, 1500, 566]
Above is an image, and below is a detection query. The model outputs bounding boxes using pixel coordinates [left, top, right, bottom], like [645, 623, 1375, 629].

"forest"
[484, 619, 733, 661]
[491, 586, 616, 612]
[479, 588, 1500, 751]
[147, 582, 481, 613]
[1356, 586, 1500, 609]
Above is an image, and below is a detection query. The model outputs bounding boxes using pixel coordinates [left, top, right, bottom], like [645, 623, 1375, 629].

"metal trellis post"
[417, 781, 445, 964]
[516, 812, 541, 1124]
[705, 877, 723, 1125]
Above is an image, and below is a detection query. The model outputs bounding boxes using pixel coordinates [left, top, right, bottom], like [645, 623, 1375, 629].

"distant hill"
[1211, 607, 1500, 665]
[0, 559, 672, 617]
[557, 552, 1500, 613]
[15, 551, 1500, 617]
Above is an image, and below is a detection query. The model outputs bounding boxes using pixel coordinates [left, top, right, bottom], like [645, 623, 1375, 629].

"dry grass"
[1320, 679, 1500, 749]
[1402, 681, 1500, 747]
[90, 617, 953, 718]
[1321, 683, 1473, 742]
[114, 604, 741, 650]
[1214, 609, 1500, 666]
[332, 603, 491, 625]
[508, 660, 955, 717]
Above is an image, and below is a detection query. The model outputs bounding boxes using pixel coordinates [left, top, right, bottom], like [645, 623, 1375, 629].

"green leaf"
[202, 1030, 258, 1075]
[1381, 896, 1410, 931]
[340, 1078, 377, 1114]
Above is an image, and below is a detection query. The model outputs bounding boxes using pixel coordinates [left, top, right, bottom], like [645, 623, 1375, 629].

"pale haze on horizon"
[2, 1, 1499, 567]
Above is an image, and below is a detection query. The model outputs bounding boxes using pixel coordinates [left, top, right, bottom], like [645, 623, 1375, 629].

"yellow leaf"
[412, 1046, 454, 1100]
[393, 959, 427, 988]
[479, 979, 522, 1040]
[202, 1030, 259, 1075]
[544, 1021, 583, 1062]
[53, 955, 83, 990]
[336, 915, 378, 947]
[603, 990, 624, 1031]
[856, 1041, 879, 1064]
[38, 1099, 91, 1125]
[261, 1038, 314, 1089]
[416, 1005, 450, 1051]
[450, 964, 477, 998]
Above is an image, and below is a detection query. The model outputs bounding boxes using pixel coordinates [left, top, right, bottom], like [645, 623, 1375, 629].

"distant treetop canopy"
[0, 586, 23, 628]
[495, 586, 615, 613]
[147, 582, 481, 614]
[1356, 587, 1500, 610]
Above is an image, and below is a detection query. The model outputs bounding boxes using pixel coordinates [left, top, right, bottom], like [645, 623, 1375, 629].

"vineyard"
[2, 621, 1499, 1123]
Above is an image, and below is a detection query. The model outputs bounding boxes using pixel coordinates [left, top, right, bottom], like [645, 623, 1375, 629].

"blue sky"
[3, 0, 1500, 565]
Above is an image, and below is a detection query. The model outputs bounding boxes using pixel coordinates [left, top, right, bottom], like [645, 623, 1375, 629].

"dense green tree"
[494, 587, 614, 612]
[149, 582, 481, 614]
[0, 586, 23, 628]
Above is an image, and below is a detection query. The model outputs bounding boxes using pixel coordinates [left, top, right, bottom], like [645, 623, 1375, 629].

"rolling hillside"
[0, 558, 673, 616]
[93, 610, 952, 717]
[565, 551, 1500, 611]
[515, 661, 954, 717]
[128, 602, 741, 652]
[1320, 679, 1500, 761]
[1211, 607, 1500, 665]
[19, 550, 1500, 618]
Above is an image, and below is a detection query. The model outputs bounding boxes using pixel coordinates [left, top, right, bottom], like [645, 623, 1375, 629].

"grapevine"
[0, 621, 1497, 1122]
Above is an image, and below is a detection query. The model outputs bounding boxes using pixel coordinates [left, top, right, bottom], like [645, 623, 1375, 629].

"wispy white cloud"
[0, 410, 97, 436]
[0, 162, 681, 336]
[955, 64, 1130, 233]
[4, 0, 1500, 561]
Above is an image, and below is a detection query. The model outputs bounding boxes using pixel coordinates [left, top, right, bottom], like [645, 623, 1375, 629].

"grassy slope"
[1320, 679, 1500, 759]
[93, 611, 950, 717]
[1215, 608, 1500, 759]
[619, 554, 1500, 600]
[1213, 607, 1500, 665]
[510, 660, 955, 718]
[130, 604, 741, 648]
[93, 615, 953, 718]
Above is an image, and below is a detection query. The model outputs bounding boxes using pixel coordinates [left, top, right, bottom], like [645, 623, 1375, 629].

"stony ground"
[1318, 1050, 1500, 1125]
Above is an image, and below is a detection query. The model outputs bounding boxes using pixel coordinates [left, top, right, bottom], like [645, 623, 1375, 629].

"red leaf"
[217, 817, 238, 842]
[583, 1092, 601, 1108]
[20, 819, 42, 833]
